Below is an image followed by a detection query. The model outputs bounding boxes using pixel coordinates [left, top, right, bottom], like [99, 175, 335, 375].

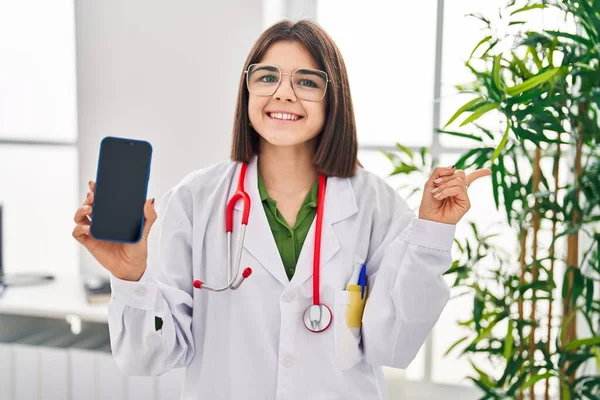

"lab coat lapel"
[286, 175, 358, 293]
[233, 156, 289, 286]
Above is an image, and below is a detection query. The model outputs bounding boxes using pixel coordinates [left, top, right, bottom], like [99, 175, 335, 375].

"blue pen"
[358, 263, 367, 300]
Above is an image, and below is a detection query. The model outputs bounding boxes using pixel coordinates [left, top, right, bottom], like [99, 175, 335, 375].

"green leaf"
[586, 278, 594, 313]
[444, 97, 485, 127]
[460, 103, 498, 127]
[565, 336, 600, 351]
[491, 162, 500, 210]
[522, 372, 556, 390]
[528, 46, 543, 70]
[391, 163, 418, 175]
[510, 51, 532, 78]
[505, 87, 545, 107]
[436, 129, 484, 142]
[469, 360, 495, 388]
[544, 30, 593, 48]
[592, 346, 600, 371]
[468, 377, 497, 396]
[474, 295, 484, 332]
[444, 336, 469, 357]
[561, 382, 571, 400]
[395, 143, 414, 159]
[504, 320, 514, 361]
[492, 54, 503, 91]
[507, 370, 530, 396]
[470, 35, 492, 59]
[498, 351, 523, 386]
[481, 39, 499, 58]
[572, 268, 584, 307]
[471, 314, 502, 346]
[466, 12, 490, 26]
[473, 124, 494, 140]
[506, 67, 561, 96]
[565, 354, 592, 376]
[548, 36, 558, 66]
[498, 155, 512, 221]
[381, 150, 397, 165]
[517, 280, 555, 295]
[510, 3, 546, 15]
[559, 309, 577, 346]
[490, 121, 509, 165]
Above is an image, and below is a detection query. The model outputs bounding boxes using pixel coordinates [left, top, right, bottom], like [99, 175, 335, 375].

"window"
[315, 0, 577, 391]
[317, 0, 440, 383]
[317, 0, 437, 148]
[0, 0, 79, 278]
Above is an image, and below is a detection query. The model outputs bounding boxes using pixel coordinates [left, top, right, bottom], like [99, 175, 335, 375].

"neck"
[257, 138, 318, 197]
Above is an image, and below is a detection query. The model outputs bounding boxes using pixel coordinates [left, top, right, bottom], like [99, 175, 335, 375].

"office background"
[0, 0, 595, 399]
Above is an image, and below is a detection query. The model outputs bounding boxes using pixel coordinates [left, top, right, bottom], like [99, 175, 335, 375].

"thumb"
[141, 198, 158, 241]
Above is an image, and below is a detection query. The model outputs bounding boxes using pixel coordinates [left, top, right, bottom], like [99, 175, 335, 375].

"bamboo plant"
[385, 0, 600, 398]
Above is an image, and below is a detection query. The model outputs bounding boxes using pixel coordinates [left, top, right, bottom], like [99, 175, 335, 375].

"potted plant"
[386, 1, 599, 398]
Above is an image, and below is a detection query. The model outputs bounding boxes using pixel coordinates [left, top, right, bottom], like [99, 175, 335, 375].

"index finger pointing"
[466, 168, 492, 186]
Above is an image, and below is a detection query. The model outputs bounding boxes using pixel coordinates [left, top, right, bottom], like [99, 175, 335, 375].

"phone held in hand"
[90, 136, 152, 243]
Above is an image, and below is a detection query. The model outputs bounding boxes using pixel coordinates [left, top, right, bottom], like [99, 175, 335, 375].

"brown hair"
[230, 19, 359, 178]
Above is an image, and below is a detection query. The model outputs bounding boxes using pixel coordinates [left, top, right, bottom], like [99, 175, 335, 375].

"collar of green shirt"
[257, 169, 319, 210]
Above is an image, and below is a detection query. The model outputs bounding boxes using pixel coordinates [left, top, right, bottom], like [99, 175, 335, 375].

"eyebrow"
[253, 64, 325, 77]
[295, 68, 326, 78]
[252, 65, 279, 73]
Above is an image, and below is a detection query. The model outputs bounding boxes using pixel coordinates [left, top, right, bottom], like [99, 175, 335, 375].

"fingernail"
[450, 165, 455, 169]
[434, 193, 442, 198]
[433, 177, 443, 184]
[82, 205, 90, 211]
[430, 188, 439, 194]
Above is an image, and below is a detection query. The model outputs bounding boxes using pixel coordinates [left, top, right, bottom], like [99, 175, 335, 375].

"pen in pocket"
[358, 263, 367, 300]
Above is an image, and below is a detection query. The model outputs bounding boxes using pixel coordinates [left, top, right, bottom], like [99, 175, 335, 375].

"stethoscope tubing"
[192, 163, 326, 305]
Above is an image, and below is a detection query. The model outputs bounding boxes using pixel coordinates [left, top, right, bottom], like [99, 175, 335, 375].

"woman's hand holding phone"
[72, 180, 157, 281]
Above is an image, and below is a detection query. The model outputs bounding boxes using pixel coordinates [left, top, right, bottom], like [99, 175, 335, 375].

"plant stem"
[530, 147, 541, 400]
[561, 125, 583, 394]
[546, 142, 560, 400]
[518, 227, 528, 400]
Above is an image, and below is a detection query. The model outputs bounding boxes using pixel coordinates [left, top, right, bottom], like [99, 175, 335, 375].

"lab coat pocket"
[333, 287, 367, 371]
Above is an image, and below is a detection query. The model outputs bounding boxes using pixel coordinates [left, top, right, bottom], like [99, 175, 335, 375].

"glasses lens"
[293, 69, 327, 101]
[247, 64, 281, 96]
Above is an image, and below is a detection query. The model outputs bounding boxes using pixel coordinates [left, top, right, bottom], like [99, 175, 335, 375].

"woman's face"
[247, 41, 327, 150]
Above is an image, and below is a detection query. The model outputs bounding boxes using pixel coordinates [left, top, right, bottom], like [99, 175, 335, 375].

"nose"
[273, 73, 296, 102]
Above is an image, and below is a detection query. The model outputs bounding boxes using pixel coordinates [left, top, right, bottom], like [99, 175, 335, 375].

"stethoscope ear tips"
[193, 280, 203, 289]
[242, 268, 252, 278]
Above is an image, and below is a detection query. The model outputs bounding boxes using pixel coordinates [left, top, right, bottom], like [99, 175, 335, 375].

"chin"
[259, 130, 318, 148]
[263, 137, 308, 148]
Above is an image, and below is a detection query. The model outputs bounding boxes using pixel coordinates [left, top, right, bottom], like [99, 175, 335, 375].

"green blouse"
[257, 170, 318, 280]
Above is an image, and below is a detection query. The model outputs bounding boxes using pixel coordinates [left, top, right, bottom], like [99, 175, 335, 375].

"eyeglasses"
[245, 63, 329, 102]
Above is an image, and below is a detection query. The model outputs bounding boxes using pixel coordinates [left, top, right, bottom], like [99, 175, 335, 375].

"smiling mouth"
[266, 112, 304, 121]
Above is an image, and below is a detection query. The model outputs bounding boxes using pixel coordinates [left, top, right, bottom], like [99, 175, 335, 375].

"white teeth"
[269, 112, 299, 121]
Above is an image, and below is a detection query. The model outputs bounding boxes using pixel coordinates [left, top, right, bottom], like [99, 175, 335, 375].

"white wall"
[75, 0, 263, 277]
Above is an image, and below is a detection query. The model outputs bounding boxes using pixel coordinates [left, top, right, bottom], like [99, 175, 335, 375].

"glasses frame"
[244, 63, 330, 102]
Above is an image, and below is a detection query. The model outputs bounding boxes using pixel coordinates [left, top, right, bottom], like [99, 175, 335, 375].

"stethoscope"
[192, 162, 333, 333]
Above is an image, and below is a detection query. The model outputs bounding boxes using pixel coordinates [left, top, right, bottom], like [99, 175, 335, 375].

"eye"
[259, 74, 279, 83]
[297, 79, 318, 88]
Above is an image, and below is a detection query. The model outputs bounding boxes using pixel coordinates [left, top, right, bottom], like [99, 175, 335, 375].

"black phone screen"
[90, 137, 152, 243]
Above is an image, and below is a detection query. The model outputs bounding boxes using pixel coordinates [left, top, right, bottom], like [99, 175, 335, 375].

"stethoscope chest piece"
[303, 304, 332, 333]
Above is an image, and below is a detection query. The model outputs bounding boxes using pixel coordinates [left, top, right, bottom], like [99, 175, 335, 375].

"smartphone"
[90, 136, 152, 243]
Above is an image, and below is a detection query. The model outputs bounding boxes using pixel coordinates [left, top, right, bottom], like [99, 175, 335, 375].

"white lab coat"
[107, 154, 455, 400]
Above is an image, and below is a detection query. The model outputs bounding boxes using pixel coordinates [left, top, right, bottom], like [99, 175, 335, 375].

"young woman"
[73, 19, 490, 400]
